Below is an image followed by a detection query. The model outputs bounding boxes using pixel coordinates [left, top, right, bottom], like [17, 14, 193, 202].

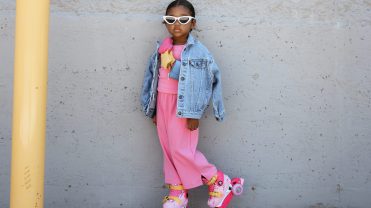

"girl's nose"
[174, 20, 181, 25]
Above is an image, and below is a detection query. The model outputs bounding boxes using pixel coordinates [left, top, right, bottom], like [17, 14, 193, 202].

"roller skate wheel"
[232, 183, 243, 195]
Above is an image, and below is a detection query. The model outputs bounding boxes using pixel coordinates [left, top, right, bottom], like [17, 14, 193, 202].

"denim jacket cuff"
[215, 112, 225, 122]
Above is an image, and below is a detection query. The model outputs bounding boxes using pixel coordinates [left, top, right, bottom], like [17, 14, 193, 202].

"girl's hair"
[166, 0, 196, 17]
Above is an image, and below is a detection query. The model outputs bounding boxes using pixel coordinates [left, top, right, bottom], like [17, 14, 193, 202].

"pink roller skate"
[203, 171, 244, 208]
[162, 184, 188, 208]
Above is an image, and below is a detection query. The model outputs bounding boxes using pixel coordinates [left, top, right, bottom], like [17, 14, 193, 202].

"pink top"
[157, 45, 184, 94]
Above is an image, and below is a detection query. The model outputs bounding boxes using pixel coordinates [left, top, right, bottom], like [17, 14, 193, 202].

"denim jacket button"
[180, 77, 185, 81]
[179, 95, 183, 99]
[178, 111, 182, 115]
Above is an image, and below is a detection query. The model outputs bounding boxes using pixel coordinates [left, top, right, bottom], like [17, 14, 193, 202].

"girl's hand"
[152, 115, 157, 125]
[187, 118, 199, 131]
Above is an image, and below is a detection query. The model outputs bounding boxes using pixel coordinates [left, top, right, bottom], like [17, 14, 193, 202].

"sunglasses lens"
[179, 17, 191, 24]
[165, 17, 176, 24]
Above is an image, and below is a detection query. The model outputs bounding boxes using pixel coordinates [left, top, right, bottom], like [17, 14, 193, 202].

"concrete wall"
[1, 0, 371, 207]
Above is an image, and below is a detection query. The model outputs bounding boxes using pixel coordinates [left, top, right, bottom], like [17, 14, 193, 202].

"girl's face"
[165, 5, 196, 44]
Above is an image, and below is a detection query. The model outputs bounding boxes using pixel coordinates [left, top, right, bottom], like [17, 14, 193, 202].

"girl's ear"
[191, 19, 196, 29]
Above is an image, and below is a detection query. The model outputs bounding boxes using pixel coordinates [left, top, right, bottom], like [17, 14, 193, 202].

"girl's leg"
[164, 95, 217, 189]
[157, 92, 189, 207]
[170, 126, 217, 189]
[156, 92, 182, 185]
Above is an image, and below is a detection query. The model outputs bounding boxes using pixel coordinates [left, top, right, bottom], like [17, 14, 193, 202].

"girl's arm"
[140, 52, 155, 111]
[209, 56, 225, 121]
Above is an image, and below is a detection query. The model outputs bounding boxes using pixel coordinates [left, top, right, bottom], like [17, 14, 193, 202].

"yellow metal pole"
[10, 0, 50, 207]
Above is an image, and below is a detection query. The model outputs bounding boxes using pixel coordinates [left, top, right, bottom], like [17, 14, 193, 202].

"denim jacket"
[140, 34, 225, 121]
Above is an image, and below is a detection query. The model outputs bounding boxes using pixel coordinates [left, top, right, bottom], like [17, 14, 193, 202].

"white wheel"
[232, 184, 243, 195]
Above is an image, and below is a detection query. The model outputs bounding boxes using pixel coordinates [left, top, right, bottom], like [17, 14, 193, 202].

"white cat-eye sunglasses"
[162, 16, 195, 25]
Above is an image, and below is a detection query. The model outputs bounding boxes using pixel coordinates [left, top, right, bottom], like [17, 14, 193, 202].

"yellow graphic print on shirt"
[161, 50, 176, 70]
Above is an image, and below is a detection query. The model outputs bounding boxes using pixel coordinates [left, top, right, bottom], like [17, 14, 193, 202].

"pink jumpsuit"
[156, 45, 217, 189]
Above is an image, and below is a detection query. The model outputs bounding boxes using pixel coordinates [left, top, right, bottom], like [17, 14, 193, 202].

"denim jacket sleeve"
[140, 52, 155, 112]
[209, 56, 225, 121]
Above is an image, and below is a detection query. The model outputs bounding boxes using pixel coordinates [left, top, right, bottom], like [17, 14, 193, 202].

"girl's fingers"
[187, 123, 192, 131]
[186, 118, 199, 131]
[187, 124, 196, 131]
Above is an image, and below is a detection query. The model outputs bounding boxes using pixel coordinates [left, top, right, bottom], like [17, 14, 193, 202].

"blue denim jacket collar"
[185, 34, 196, 46]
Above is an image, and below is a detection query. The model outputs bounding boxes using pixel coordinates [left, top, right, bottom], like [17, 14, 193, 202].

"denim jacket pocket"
[188, 58, 210, 112]
[189, 59, 208, 70]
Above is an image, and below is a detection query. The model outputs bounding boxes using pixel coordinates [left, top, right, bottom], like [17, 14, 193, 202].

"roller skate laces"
[162, 184, 188, 208]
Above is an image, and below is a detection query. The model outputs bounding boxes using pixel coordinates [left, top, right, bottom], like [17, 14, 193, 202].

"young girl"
[140, 1, 244, 207]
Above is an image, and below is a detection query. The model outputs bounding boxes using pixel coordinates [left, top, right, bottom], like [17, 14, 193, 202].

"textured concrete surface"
[1, 0, 371, 207]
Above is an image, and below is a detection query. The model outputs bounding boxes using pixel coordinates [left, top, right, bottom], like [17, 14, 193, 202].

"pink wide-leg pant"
[156, 92, 217, 189]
